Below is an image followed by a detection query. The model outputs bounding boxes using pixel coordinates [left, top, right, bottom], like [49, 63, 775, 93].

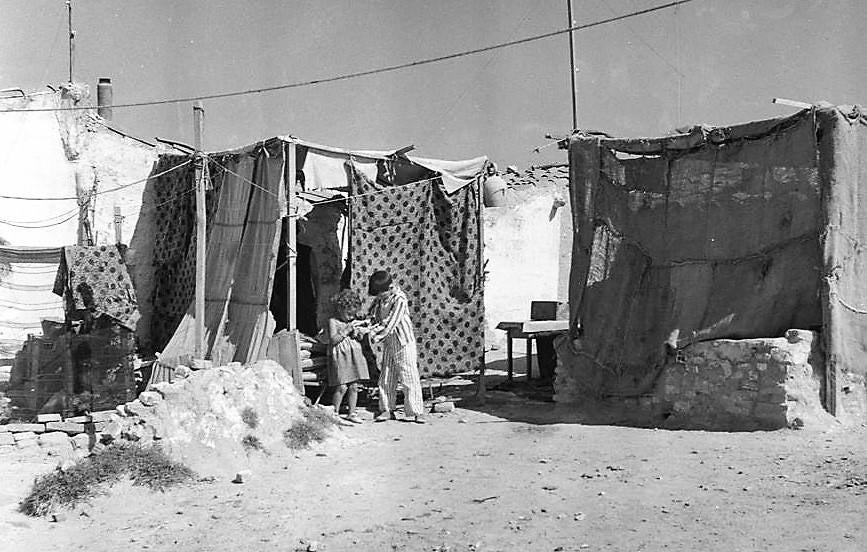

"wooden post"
[475, 176, 487, 404]
[113, 205, 123, 244]
[193, 102, 206, 359]
[286, 140, 298, 331]
[66, 0, 74, 83]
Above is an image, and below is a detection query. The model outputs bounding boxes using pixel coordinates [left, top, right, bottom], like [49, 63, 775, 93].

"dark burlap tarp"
[562, 107, 867, 412]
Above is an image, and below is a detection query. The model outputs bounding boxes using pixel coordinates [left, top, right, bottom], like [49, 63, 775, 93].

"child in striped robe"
[367, 270, 426, 424]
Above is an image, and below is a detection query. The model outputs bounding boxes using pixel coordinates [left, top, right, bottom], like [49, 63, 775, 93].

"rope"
[0, 1, 696, 114]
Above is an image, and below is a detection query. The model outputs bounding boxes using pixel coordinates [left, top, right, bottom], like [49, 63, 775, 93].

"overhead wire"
[0, 158, 192, 201]
[0, 210, 79, 229]
[0, 0, 696, 115]
[0, 206, 80, 227]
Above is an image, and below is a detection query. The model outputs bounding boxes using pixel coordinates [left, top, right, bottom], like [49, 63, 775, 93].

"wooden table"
[496, 320, 570, 381]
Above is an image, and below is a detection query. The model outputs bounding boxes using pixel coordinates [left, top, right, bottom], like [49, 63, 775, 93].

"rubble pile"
[1, 360, 306, 476]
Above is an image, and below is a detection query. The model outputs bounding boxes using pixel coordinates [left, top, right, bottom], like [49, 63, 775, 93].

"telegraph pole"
[567, 0, 579, 130]
[193, 102, 206, 359]
[66, 0, 74, 82]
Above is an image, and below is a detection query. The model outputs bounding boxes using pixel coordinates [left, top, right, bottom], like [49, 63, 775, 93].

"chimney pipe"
[97, 78, 113, 120]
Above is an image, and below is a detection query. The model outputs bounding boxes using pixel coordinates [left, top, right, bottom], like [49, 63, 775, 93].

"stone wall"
[654, 330, 832, 430]
[0, 360, 307, 476]
[555, 329, 840, 430]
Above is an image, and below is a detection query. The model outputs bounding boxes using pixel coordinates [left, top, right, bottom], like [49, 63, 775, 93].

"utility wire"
[0, 0, 696, 115]
[0, 210, 78, 229]
[0, 158, 192, 201]
[0, 206, 80, 227]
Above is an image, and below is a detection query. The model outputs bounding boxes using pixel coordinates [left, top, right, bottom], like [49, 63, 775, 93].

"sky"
[1, 0, 864, 168]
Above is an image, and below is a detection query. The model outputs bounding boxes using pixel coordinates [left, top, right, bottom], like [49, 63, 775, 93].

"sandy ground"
[2, 378, 866, 552]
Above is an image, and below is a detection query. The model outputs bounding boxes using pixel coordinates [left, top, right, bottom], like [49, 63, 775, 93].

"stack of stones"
[0, 410, 117, 459]
[0, 391, 174, 460]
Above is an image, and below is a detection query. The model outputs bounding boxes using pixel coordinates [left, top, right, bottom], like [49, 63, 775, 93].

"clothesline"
[208, 156, 461, 211]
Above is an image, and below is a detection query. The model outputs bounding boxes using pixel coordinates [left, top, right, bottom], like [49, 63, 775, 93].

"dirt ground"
[2, 375, 866, 552]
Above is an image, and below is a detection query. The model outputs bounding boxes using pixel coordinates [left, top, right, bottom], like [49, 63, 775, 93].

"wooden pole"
[66, 0, 74, 83]
[478, 177, 487, 400]
[286, 140, 298, 331]
[113, 205, 123, 245]
[567, 0, 579, 130]
[193, 102, 206, 359]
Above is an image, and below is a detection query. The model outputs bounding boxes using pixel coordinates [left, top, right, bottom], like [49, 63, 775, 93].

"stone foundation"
[554, 329, 846, 430]
[0, 360, 308, 475]
[654, 330, 832, 430]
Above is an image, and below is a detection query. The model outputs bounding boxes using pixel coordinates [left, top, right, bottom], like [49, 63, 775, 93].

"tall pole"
[567, 0, 579, 131]
[193, 102, 206, 359]
[286, 141, 297, 332]
[66, 0, 74, 83]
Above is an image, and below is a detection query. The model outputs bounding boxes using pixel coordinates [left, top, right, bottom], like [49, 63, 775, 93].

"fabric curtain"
[349, 161, 484, 376]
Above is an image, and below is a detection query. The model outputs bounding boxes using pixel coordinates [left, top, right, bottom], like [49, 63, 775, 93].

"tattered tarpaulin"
[561, 106, 867, 413]
[349, 160, 485, 376]
[53, 245, 140, 330]
[294, 138, 488, 195]
[148, 145, 285, 373]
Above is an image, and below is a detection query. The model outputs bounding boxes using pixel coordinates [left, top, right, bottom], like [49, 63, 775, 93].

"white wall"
[483, 191, 571, 352]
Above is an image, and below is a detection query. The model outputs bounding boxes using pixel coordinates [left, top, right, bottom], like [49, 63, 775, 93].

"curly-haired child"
[322, 289, 370, 424]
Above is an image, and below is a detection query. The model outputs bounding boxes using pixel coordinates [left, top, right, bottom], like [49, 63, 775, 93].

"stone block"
[101, 421, 122, 443]
[0, 433, 14, 446]
[64, 415, 92, 424]
[39, 432, 72, 446]
[3, 423, 45, 433]
[116, 404, 129, 417]
[13, 431, 37, 442]
[16, 438, 37, 449]
[125, 399, 150, 417]
[46, 422, 86, 434]
[37, 413, 62, 423]
[432, 401, 455, 413]
[90, 410, 116, 423]
[71, 433, 92, 450]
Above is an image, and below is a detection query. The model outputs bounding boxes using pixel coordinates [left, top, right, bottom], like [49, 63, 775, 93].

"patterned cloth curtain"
[349, 161, 484, 376]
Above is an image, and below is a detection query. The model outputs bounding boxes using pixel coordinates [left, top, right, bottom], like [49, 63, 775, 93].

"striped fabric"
[369, 286, 415, 346]
[378, 337, 424, 417]
[371, 286, 424, 416]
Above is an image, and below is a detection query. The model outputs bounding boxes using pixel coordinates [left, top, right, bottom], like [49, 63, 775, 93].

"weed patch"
[283, 408, 336, 450]
[240, 407, 259, 429]
[19, 444, 194, 517]
[241, 434, 265, 452]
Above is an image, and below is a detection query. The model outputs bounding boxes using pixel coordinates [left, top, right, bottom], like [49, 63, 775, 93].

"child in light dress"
[323, 289, 370, 424]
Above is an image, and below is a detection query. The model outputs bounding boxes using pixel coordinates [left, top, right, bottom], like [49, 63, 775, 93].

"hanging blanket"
[53, 244, 140, 331]
[349, 162, 484, 376]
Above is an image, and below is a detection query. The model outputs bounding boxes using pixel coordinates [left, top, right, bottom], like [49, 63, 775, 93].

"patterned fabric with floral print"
[349, 162, 484, 376]
[53, 244, 140, 331]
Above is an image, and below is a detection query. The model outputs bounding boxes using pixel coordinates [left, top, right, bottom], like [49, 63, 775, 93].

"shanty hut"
[128, 137, 488, 381]
[559, 106, 867, 425]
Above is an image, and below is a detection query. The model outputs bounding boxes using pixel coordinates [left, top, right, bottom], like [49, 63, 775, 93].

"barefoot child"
[367, 270, 426, 424]
[323, 290, 370, 424]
